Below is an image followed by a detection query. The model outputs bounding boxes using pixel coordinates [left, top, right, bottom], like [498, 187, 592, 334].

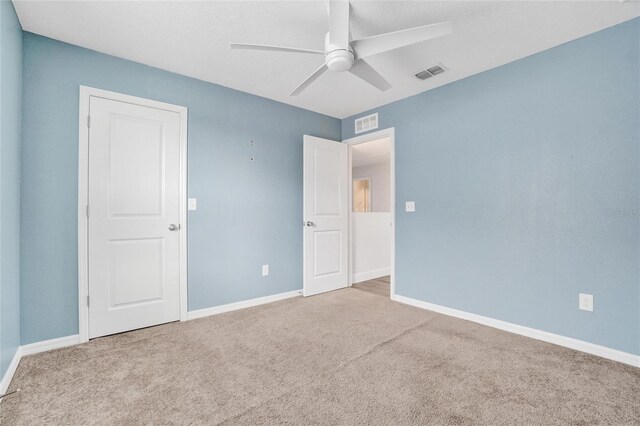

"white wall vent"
[355, 113, 378, 134]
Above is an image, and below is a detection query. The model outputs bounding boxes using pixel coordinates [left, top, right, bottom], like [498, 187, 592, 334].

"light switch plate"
[579, 293, 593, 312]
[188, 198, 197, 211]
[262, 264, 269, 277]
[405, 201, 416, 212]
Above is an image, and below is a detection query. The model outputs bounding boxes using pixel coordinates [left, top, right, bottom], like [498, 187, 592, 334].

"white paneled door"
[303, 135, 349, 296]
[88, 96, 182, 338]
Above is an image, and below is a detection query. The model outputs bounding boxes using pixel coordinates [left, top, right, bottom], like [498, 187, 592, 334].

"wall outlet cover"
[262, 264, 269, 277]
[579, 293, 593, 312]
[405, 201, 416, 212]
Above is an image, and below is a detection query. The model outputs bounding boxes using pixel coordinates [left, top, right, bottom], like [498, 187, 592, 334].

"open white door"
[303, 135, 349, 296]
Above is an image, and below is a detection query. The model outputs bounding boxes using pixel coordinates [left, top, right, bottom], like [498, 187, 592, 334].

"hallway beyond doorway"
[352, 276, 390, 298]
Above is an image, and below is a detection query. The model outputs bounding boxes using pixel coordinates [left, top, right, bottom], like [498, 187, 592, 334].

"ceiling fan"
[231, 1, 452, 96]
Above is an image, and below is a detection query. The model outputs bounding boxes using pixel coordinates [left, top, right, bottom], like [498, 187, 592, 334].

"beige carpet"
[352, 276, 390, 298]
[2, 287, 639, 425]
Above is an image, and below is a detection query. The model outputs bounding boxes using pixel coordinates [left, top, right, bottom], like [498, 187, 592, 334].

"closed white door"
[303, 135, 349, 296]
[88, 96, 181, 338]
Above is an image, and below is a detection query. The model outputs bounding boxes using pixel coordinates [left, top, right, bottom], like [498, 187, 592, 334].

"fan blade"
[329, 0, 350, 49]
[352, 22, 452, 59]
[231, 43, 324, 55]
[290, 64, 329, 96]
[348, 59, 391, 92]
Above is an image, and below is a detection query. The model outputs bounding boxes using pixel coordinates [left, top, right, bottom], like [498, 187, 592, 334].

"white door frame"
[343, 127, 396, 298]
[77, 86, 189, 343]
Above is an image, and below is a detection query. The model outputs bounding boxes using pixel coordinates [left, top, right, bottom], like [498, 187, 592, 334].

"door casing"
[77, 86, 188, 343]
[343, 128, 396, 299]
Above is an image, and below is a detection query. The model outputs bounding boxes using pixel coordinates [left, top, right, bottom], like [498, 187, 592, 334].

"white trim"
[343, 128, 396, 299]
[1, 334, 83, 398]
[78, 86, 189, 343]
[352, 267, 391, 284]
[0, 347, 22, 396]
[393, 294, 640, 368]
[20, 334, 82, 357]
[2, 288, 299, 394]
[78, 86, 90, 343]
[187, 290, 302, 320]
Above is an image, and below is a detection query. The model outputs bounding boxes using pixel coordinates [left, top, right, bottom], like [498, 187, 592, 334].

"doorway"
[77, 86, 188, 341]
[301, 128, 395, 299]
[346, 130, 394, 298]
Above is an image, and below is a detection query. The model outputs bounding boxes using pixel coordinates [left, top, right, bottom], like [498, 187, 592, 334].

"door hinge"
[87, 115, 91, 128]
[87, 295, 90, 307]
[86, 204, 90, 218]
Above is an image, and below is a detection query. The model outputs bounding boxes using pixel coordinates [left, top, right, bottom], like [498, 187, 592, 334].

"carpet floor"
[2, 285, 639, 425]
[352, 276, 390, 298]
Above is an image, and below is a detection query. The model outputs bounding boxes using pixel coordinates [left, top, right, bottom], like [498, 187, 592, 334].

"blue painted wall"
[0, 0, 22, 377]
[343, 18, 640, 355]
[20, 33, 340, 344]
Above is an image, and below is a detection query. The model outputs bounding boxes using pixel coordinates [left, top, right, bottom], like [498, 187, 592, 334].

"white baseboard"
[2, 289, 304, 396]
[20, 334, 82, 357]
[392, 294, 640, 368]
[0, 347, 22, 396]
[352, 267, 391, 284]
[1, 334, 82, 404]
[187, 290, 302, 320]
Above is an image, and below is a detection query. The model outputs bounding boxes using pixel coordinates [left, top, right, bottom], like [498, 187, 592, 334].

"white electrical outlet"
[188, 198, 197, 211]
[262, 264, 269, 277]
[579, 293, 593, 312]
[405, 201, 416, 212]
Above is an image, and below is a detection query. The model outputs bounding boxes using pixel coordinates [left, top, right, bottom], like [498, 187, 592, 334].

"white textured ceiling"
[13, 1, 639, 118]
[352, 137, 390, 167]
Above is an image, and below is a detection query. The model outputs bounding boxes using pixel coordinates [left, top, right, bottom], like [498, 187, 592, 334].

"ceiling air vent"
[355, 113, 378, 134]
[415, 64, 447, 80]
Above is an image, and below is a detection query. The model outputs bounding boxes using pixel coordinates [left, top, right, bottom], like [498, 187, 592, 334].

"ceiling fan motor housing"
[324, 32, 354, 72]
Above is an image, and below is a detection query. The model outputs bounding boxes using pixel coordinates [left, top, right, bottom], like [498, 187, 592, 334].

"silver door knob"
[168, 224, 180, 231]
[305, 221, 314, 227]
